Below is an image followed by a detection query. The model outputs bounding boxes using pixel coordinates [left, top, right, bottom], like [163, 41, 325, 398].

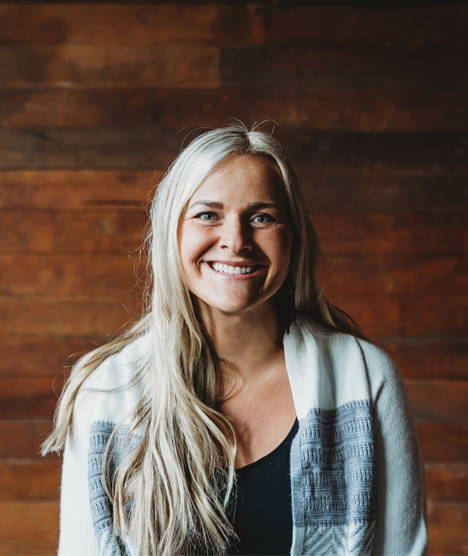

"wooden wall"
[1, 2, 467, 554]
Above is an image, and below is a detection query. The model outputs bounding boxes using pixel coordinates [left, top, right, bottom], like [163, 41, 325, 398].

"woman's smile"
[202, 261, 268, 280]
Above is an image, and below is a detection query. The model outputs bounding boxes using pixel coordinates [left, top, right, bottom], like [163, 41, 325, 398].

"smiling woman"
[42, 122, 427, 556]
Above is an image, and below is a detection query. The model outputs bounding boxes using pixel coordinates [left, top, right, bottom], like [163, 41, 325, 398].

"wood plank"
[0, 4, 261, 46]
[0, 377, 64, 419]
[406, 382, 468, 425]
[379, 340, 468, 381]
[417, 423, 468, 463]
[0, 460, 60, 501]
[0, 254, 146, 296]
[1, 5, 467, 47]
[425, 464, 468, 503]
[324, 255, 467, 298]
[314, 212, 468, 256]
[1, 209, 145, 254]
[0, 170, 157, 209]
[1, 209, 466, 255]
[0, 128, 178, 169]
[0, 297, 142, 335]
[299, 168, 468, 213]
[1, 168, 467, 212]
[264, 5, 468, 47]
[428, 502, 468, 552]
[286, 131, 468, 171]
[221, 45, 468, 88]
[0, 335, 108, 378]
[0, 501, 58, 555]
[1, 129, 467, 171]
[3, 87, 468, 131]
[0, 420, 55, 459]
[0, 44, 219, 88]
[333, 295, 468, 338]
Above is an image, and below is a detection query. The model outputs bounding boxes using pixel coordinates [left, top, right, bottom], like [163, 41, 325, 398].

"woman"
[42, 122, 427, 555]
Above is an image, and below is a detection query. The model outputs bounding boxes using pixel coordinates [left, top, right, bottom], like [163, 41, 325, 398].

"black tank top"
[226, 418, 299, 555]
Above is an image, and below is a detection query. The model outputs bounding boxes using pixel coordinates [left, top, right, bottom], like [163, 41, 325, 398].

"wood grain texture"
[1, 129, 468, 170]
[3, 87, 468, 131]
[221, 45, 468, 88]
[0, 297, 142, 335]
[1, 5, 467, 47]
[425, 464, 468, 503]
[0, 501, 58, 555]
[0, 460, 60, 501]
[0, 4, 262, 46]
[0, 254, 146, 296]
[417, 423, 468, 463]
[379, 340, 468, 381]
[0, 334, 108, 377]
[406, 382, 468, 424]
[0, 170, 156, 209]
[0, 420, 55, 459]
[0, 44, 219, 88]
[1, 209, 146, 253]
[427, 502, 468, 554]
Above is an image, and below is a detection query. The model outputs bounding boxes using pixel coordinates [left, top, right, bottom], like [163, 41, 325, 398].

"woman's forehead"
[189, 153, 286, 204]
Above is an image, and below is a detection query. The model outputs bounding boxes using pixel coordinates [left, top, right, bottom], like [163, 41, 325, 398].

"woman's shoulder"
[292, 314, 402, 390]
[73, 334, 150, 425]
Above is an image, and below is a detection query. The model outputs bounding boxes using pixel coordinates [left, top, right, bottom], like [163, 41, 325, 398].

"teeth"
[211, 263, 256, 275]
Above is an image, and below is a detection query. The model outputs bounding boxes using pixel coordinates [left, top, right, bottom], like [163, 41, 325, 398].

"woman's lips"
[202, 261, 267, 280]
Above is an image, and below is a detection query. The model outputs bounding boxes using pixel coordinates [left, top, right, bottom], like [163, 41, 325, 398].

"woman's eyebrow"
[188, 201, 279, 210]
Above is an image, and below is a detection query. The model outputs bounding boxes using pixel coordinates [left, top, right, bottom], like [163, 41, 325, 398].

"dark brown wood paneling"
[3, 87, 468, 131]
[425, 464, 468, 502]
[221, 45, 468, 88]
[379, 340, 468, 381]
[427, 502, 468, 555]
[0, 128, 178, 169]
[417, 423, 468, 463]
[0, 45, 219, 88]
[0, 420, 55, 459]
[323, 255, 467, 297]
[0, 170, 156, 209]
[0, 501, 58, 555]
[406, 382, 468, 424]
[1, 297, 142, 335]
[0, 335, 108, 377]
[0, 254, 146, 296]
[314, 212, 467, 256]
[0, 460, 60, 501]
[0, 4, 261, 46]
[0, 377, 64, 418]
[1, 209, 146, 253]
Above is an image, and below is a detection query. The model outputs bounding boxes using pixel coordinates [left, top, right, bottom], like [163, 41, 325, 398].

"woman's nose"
[220, 218, 253, 254]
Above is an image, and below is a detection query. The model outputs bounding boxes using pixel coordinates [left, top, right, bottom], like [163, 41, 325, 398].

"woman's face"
[179, 154, 292, 321]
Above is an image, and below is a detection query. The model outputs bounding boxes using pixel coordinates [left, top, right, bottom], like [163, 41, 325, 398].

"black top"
[225, 418, 299, 555]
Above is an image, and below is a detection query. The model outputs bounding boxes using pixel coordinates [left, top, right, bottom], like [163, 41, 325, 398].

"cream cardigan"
[58, 315, 427, 555]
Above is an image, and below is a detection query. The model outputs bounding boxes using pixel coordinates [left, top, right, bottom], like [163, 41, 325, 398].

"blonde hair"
[42, 121, 366, 555]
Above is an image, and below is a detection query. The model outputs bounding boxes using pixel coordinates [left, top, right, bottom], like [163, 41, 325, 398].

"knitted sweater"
[58, 315, 427, 555]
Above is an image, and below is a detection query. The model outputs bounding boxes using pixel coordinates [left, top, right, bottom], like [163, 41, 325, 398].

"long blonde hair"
[42, 121, 366, 555]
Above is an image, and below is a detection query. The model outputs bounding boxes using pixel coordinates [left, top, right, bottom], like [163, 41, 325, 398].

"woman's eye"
[196, 212, 218, 222]
[251, 213, 277, 225]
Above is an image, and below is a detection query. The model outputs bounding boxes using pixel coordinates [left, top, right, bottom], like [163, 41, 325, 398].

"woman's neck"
[198, 302, 284, 383]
